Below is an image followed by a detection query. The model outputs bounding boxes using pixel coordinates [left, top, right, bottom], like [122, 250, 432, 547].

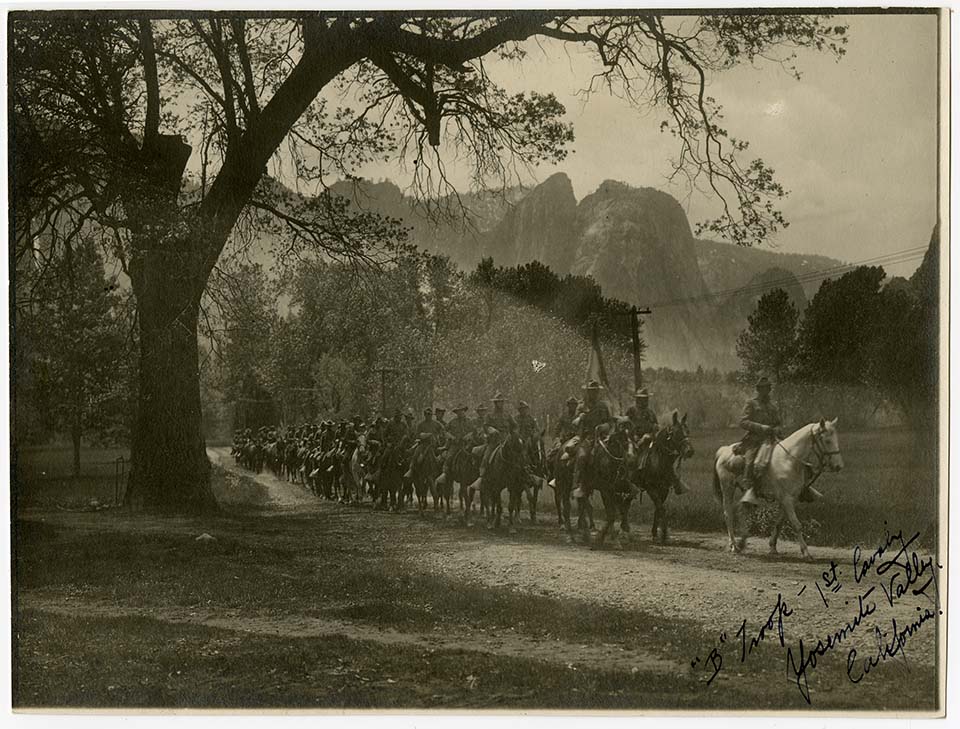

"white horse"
[714, 418, 843, 558]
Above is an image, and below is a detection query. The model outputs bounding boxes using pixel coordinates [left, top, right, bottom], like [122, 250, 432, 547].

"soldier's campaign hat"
[403, 407, 415, 419]
[476, 403, 489, 412]
[582, 379, 605, 391]
[635, 387, 652, 398]
[453, 404, 469, 413]
[423, 406, 433, 414]
[434, 406, 446, 414]
[517, 400, 530, 410]
[565, 396, 579, 405]
[756, 376, 773, 389]
[491, 391, 506, 402]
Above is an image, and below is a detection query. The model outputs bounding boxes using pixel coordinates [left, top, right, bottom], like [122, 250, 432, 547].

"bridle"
[774, 424, 841, 487]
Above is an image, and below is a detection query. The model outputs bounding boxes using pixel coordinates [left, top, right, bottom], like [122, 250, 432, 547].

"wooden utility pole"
[630, 306, 651, 392]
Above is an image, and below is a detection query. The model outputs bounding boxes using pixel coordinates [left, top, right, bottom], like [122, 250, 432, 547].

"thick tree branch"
[138, 19, 160, 154]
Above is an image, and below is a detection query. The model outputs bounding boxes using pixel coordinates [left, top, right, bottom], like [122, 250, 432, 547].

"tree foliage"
[14, 240, 132, 472]
[736, 288, 799, 383]
[795, 237, 939, 435]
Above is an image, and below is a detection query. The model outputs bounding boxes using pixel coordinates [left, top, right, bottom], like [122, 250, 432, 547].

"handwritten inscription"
[690, 524, 941, 704]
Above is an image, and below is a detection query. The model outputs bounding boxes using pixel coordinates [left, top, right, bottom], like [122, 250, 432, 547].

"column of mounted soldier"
[231, 377, 831, 550]
[231, 379, 700, 541]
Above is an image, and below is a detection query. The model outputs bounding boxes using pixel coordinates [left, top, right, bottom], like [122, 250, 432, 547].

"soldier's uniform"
[484, 408, 516, 437]
[471, 405, 489, 437]
[404, 410, 445, 478]
[515, 406, 539, 443]
[546, 398, 580, 465]
[626, 399, 659, 440]
[384, 414, 407, 446]
[571, 382, 612, 498]
[740, 377, 782, 502]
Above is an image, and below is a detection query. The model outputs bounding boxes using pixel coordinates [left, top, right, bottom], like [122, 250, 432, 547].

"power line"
[647, 246, 928, 309]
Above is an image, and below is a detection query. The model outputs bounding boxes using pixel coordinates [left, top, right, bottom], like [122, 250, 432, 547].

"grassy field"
[15, 425, 939, 548]
[14, 445, 130, 510]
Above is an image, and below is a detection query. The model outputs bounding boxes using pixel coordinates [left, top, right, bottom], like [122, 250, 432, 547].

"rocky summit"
[259, 174, 844, 371]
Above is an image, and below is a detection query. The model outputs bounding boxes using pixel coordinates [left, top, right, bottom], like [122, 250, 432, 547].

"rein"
[773, 425, 840, 488]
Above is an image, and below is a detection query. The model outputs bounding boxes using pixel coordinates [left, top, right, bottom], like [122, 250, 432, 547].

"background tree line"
[736, 225, 939, 437]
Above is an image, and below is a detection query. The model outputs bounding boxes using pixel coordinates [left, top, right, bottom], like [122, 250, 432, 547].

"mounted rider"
[628, 387, 688, 495]
[472, 403, 488, 437]
[479, 392, 517, 480]
[403, 407, 445, 479]
[739, 376, 781, 505]
[437, 404, 474, 485]
[515, 400, 540, 462]
[626, 388, 658, 442]
[547, 396, 579, 463]
[384, 407, 407, 446]
[571, 380, 613, 499]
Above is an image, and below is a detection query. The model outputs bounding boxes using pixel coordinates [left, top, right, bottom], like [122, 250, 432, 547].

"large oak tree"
[10, 12, 847, 513]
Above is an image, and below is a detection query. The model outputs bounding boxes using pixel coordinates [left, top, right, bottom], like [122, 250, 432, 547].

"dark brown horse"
[638, 411, 694, 543]
[590, 424, 641, 549]
[481, 432, 528, 531]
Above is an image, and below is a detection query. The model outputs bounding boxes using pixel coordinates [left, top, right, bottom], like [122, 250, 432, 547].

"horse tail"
[712, 458, 722, 502]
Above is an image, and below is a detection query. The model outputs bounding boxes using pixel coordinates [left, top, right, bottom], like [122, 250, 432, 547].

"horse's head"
[813, 417, 843, 472]
[663, 411, 694, 460]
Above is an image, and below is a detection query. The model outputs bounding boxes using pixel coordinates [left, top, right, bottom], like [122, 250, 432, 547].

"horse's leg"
[554, 477, 563, 527]
[720, 478, 741, 553]
[594, 491, 615, 549]
[780, 497, 810, 559]
[655, 496, 667, 545]
[769, 509, 786, 554]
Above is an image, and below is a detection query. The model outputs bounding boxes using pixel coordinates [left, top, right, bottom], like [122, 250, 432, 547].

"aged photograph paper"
[8, 7, 947, 713]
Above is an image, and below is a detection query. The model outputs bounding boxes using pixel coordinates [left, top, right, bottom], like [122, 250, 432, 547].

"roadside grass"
[8, 610, 783, 710]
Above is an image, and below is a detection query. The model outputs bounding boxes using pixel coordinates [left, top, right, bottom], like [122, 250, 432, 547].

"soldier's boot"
[571, 456, 591, 499]
[740, 462, 761, 505]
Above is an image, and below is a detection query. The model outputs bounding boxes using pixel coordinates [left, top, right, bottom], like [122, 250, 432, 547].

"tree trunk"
[124, 238, 218, 514]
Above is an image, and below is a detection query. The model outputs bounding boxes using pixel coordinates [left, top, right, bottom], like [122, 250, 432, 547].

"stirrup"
[740, 488, 760, 506]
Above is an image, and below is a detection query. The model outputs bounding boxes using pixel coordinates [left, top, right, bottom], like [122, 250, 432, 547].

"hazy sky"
[357, 12, 940, 277]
